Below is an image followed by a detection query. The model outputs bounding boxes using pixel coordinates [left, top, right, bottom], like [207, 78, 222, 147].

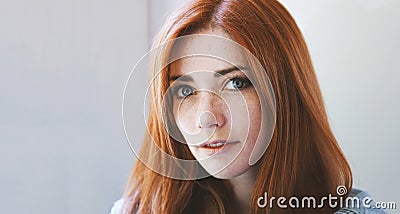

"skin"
[168, 28, 265, 212]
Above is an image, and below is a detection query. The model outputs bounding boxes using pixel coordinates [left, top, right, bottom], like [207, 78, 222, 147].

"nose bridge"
[198, 90, 221, 110]
[196, 90, 226, 128]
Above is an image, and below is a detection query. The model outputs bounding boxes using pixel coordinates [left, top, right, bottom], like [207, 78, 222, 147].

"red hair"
[123, 0, 352, 213]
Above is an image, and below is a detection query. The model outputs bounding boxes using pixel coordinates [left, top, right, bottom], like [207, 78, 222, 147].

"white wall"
[0, 0, 148, 213]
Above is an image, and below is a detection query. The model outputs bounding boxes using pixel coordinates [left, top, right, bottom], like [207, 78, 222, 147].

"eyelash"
[226, 75, 252, 90]
[172, 75, 252, 99]
[173, 85, 196, 98]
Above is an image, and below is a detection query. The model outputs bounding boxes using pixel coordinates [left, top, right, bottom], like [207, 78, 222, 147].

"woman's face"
[168, 28, 264, 179]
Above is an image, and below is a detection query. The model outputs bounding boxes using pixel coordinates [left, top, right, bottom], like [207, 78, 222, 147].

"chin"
[211, 172, 236, 179]
[204, 164, 247, 180]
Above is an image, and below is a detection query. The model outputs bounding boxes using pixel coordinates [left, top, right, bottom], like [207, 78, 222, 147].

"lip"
[197, 139, 238, 155]
[199, 139, 231, 148]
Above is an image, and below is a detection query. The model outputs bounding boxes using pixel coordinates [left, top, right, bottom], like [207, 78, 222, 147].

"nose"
[196, 91, 227, 129]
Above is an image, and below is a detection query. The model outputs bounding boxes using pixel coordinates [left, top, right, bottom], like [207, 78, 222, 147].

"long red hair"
[123, 0, 352, 213]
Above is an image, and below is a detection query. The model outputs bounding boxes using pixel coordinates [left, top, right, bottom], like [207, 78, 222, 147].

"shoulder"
[110, 190, 140, 214]
[335, 188, 388, 213]
[109, 198, 124, 214]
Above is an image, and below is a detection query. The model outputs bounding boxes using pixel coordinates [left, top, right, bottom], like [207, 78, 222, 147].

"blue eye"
[225, 77, 251, 90]
[175, 85, 196, 98]
[232, 78, 244, 88]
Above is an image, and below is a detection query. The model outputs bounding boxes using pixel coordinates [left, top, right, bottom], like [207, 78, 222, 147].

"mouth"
[199, 140, 226, 148]
[197, 140, 238, 154]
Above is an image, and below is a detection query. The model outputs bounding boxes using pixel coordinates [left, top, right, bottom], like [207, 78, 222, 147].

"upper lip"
[198, 139, 234, 147]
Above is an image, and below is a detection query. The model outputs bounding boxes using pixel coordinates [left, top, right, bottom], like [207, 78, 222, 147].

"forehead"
[169, 29, 247, 76]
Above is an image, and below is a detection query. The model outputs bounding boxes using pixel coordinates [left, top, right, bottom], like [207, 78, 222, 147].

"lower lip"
[199, 142, 237, 156]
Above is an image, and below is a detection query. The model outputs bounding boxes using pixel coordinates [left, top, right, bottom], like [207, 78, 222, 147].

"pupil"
[233, 79, 243, 88]
[182, 87, 193, 96]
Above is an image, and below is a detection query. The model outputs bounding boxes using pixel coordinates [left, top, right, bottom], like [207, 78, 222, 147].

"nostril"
[198, 111, 217, 128]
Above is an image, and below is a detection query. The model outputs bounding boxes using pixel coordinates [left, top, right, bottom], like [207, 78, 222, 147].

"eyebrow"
[169, 75, 193, 82]
[169, 66, 247, 82]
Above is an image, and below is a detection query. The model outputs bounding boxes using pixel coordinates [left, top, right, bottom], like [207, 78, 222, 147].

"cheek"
[248, 89, 262, 120]
[246, 91, 271, 165]
[173, 98, 198, 134]
[248, 98, 262, 133]
[232, 90, 261, 135]
[237, 91, 262, 147]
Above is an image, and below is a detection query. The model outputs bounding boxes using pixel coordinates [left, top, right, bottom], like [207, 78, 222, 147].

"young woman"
[112, 0, 386, 213]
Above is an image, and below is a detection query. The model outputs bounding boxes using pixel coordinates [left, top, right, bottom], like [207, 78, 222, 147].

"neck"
[229, 164, 260, 213]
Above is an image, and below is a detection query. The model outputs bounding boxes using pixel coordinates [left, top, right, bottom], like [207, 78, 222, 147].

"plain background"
[0, 0, 398, 213]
